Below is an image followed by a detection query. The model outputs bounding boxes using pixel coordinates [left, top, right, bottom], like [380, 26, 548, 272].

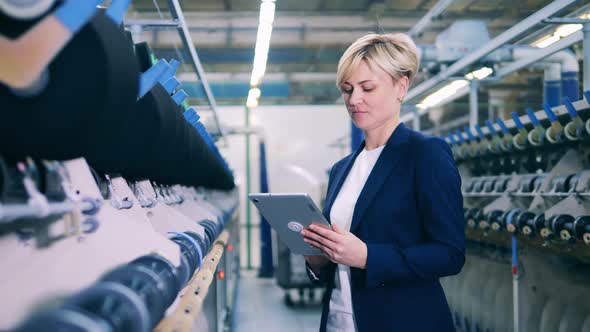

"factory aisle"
[233, 270, 322, 332]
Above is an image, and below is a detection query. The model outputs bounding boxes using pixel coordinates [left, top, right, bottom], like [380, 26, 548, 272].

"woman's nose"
[349, 90, 363, 106]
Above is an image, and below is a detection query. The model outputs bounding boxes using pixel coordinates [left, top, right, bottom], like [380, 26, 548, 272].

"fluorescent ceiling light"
[533, 35, 561, 48]
[555, 23, 582, 37]
[247, 88, 261, 108]
[418, 80, 469, 109]
[247, 0, 276, 105]
[532, 10, 589, 48]
[259, 1, 275, 24]
[465, 67, 493, 80]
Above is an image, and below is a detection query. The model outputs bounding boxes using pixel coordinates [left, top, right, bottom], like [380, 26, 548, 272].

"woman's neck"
[363, 117, 400, 150]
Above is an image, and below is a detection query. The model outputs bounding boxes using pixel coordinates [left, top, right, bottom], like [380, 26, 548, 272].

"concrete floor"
[232, 270, 323, 332]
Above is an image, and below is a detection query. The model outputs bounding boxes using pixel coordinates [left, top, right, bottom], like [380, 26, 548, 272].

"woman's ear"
[397, 76, 410, 101]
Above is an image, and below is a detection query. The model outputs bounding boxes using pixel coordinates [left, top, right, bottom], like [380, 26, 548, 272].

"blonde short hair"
[337, 33, 420, 87]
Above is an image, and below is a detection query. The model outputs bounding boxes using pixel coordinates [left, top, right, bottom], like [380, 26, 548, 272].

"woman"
[301, 33, 465, 332]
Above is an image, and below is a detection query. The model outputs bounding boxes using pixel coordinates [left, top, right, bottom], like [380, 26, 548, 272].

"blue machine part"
[138, 59, 170, 98]
[526, 108, 540, 126]
[105, 0, 131, 25]
[542, 102, 557, 122]
[543, 79, 561, 107]
[54, 0, 102, 33]
[162, 77, 181, 95]
[172, 90, 188, 106]
[561, 71, 579, 102]
[496, 118, 510, 134]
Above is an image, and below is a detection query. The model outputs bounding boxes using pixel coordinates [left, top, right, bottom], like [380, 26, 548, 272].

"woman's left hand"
[301, 224, 367, 269]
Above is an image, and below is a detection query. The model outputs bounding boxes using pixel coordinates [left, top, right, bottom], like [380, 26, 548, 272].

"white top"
[326, 145, 385, 332]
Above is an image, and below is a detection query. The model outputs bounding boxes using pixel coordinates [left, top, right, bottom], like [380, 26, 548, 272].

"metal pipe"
[245, 106, 252, 270]
[469, 80, 479, 127]
[401, 30, 583, 123]
[584, 23, 590, 92]
[412, 107, 421, 131]
[167, 0, 226, 144]
[408, 0, 456, 38]
[496, 31, 583, 78]
[405, 0, 578, 103]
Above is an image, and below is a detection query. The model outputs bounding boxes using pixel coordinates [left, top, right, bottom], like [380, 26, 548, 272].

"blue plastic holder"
[448, 133, 458, 145]
[474, 124, 486, 139]
[464, 127, 476, 141]
[138, 59, 170, 98]
[562, 97, 579, 118]
[542, 102, 557, 122]
[511, 112, 524, 129]
[159, 59, 181, 84]
[54, 0, 102, 34]
[526, 108, 540, 126]
[455, 130, 465, 143]
[106, 0, 131, 25]
[172, 90, 189, 105]
[485, 120, 498, 136]
[183, 108, 201, 124]
[584, 91, 590, 104]
[162, 77, 181, 95]
[496, 118, 510, 134]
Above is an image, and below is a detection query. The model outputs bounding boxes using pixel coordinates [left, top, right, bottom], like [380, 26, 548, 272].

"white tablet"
[248, 193, 331, 255]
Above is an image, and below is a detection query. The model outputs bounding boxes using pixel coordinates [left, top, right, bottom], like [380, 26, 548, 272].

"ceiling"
[125, 0, 587, 132]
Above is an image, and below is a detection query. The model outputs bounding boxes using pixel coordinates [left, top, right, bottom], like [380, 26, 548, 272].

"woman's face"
[340, 60, 408, 132]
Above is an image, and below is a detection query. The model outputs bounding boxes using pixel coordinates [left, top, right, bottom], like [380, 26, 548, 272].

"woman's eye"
[342, 89, 353, 94]
[363, 87, 374, 92]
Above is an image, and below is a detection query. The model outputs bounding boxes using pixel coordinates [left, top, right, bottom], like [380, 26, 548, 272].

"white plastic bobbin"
[0, 0, 55, 19]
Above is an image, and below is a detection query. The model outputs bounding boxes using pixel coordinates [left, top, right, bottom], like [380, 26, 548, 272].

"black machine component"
[170, 233, 202, 275]
[101, 265, 168, 327]
[199, 219, 220, 247]
[465, 208, 483, 229]
[482, 178, 497, 193]
[14, 308, 112, 332]
[63, 282, 151, 332]
[130, 255, 180, 308]
[472, 179, 485, 193]
[515, 211, 542, 237]
[486, 210, 504, 232]
[573, 216, 590, 244]
[493, 178, 509, 193]
[545, 214, 576, 243]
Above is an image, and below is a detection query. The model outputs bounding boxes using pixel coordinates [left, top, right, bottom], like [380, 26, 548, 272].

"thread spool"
[134, 42, 155, 73]
[0, 11, 139, 160]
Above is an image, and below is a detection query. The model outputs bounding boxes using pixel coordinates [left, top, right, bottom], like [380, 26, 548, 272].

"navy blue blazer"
[311, 122, 465, 332]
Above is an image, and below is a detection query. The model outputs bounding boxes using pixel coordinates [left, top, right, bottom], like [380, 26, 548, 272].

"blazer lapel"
[349, 122, 411, 234]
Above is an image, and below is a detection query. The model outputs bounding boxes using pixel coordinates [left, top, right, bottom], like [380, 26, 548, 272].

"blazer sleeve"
[305, 160, 340, 284]
[363, 137, 465, 288]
